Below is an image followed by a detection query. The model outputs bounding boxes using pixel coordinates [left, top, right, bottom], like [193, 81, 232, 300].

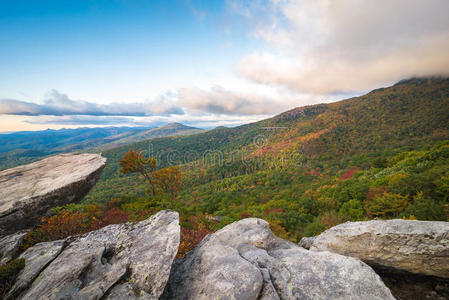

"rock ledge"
[0, 153, 106, 235]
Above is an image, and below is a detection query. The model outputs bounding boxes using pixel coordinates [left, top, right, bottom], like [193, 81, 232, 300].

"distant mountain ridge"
[0, 123, 202, 170]
[103, 122, 201, 148]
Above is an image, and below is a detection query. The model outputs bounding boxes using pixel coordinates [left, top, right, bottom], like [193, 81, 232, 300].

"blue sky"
[0, 0, 251, 101]
[1, 0, 449, 131]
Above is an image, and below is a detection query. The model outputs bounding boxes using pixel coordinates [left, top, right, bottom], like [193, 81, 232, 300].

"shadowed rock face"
[162, 218, 394, 300]
[307, 219, 449, 279]
[7, 210, 180, 300]
[0, 153, 106, 235]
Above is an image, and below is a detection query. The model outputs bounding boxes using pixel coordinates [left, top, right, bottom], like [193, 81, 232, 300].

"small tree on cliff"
[119, 149, 183, 203]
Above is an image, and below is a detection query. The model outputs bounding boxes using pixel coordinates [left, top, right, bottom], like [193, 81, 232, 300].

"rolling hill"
[0, 123, 202, 170]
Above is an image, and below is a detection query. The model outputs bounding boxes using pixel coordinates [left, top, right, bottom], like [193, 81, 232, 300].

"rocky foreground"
[1, 210, 448, 299]
[162, 217, 394, 300]
[7, 210, 180, 299]
[0, 153, 106, 235]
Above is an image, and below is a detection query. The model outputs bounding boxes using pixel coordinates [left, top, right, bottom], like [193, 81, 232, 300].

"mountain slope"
[84, 77, 449, 240]
[91, 77, 449, 180]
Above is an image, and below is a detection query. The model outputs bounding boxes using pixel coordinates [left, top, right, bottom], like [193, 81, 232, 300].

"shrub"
[401, 192, 447, 221]
[22, 200, 130, 250]
[364, 192, 409, 219]
[177, 217, 213, 259]
[269, 220, 290, 241]
[338, 169, 356, 180]
[339, 199, 365, 221]
[0, 258, 25, 298]
[304, 222, 326, 237]
[318, 211, 343, 229]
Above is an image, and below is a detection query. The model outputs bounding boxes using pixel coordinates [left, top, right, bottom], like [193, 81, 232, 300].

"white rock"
[0, 153, 106, 235]
[0, 230, 29, 264]
[308, 219, 449, 278]
[163, 218, 394, 300]
[14, 210, 179, 300]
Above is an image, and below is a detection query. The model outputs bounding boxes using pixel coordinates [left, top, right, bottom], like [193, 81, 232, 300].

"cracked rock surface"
[0, 153, 106, 235]
[307, 219, 449, 278]
[7, 210, 180, 300]
[162, 218, 394, 300]
[0, 230, 29, 264]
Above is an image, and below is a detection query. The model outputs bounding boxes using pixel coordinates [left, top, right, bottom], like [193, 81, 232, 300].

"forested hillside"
[75, 77, 449, 241]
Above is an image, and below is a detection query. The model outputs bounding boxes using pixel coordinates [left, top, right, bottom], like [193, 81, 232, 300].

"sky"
[1, 0, 449, 132]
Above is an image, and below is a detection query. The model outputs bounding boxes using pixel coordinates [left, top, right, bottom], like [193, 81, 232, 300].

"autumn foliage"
[21, 200, 130, 249]
[338, 169, 356, 180]
[177, 216, 213, 259]
[120, 149, 158, 195]
[120, 149, 183, 201]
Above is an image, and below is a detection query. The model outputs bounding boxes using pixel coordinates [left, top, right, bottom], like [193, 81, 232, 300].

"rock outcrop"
[306, 219, 449, 278]
[0, 153, 106, 235]
[0, 230, 29, 264]
[5, 210, 447, 299]
[162, 218, 394, 300]
[7, 210, 180, 300]
[298, 236, 315, 250]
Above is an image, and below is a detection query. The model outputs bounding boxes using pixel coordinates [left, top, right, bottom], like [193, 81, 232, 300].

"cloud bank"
[0, 90, 184, 116]
[178, 86, 295, 115]
[1, 86, 315, 122]
[234, 0, 449, 94]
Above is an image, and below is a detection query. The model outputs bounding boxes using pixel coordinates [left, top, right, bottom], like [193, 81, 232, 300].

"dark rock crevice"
[374, 267, 449, 300]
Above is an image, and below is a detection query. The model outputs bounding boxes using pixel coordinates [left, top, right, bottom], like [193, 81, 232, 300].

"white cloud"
[0, 90, 184, 116]
[235, 0, 449, 93]
[178, 85, 317, 115]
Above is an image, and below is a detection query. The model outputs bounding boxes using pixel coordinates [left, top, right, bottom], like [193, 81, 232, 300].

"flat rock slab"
[0, 153, 106, 235]
[308, 219, 449, 278]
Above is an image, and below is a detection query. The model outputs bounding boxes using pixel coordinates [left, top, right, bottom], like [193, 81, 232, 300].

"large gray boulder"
[307, 219, 449, 278]
[0, 153, 106, 235]
[7, 210, 180, 300]
[162, 218, 394, 300]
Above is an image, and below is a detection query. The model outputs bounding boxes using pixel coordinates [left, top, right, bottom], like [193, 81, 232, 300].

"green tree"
[339, 199, 365, 221]
[401, 192, 447, 221]
[364, 192, 409, 219]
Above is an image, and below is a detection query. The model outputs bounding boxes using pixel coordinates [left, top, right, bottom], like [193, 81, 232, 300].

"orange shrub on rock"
[22, 200, 130, 250]
[177, 217, 213, 259]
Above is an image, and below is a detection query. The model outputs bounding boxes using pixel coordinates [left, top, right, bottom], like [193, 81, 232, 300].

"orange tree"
[120, 149, 158, 196]
[119, 149, 183, 204]
[153, 166, 183, 202]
